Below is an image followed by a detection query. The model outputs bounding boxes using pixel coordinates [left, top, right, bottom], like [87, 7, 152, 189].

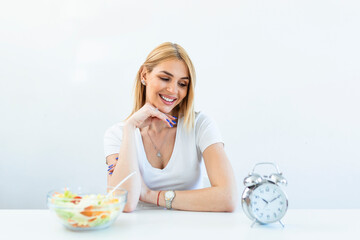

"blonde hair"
[126, 42, 196, 131]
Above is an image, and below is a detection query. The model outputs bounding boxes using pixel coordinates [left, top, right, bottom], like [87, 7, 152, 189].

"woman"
[104, 42, 238, 212]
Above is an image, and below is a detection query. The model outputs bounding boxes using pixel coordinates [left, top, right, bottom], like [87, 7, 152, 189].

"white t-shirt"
[103, 111, 224, 191]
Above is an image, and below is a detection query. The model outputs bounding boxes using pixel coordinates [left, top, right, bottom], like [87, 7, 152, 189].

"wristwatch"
[164, 190, 176, 210]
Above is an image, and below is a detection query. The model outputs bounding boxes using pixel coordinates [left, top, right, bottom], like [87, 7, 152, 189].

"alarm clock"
[241, 162, 288, 227]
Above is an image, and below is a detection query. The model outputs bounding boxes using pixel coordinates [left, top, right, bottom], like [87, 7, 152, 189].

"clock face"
[250, 183, 288, 224]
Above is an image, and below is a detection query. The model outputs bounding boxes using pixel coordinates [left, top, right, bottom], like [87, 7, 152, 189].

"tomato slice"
[70, 196, 82, 204]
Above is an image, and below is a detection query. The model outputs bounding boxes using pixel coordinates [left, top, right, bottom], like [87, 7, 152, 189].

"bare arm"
[106, 103, 176, 212]
[142, 143, 238, 212]
[107, 123, 141, 213]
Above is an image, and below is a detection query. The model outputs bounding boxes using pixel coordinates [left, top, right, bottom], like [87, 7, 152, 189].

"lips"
[159, 94, 177, 105]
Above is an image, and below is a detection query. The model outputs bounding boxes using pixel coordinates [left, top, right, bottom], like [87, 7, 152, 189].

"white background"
[1, 0, 359, 209]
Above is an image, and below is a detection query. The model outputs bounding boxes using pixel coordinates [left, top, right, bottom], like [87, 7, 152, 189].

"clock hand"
[269, 195, 281, 203]
[261, 198, 268, 204]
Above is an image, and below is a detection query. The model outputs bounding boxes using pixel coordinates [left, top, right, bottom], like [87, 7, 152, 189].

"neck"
[148, 118, 169, 135]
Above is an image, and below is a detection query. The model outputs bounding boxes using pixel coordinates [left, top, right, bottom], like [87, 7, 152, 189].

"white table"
[1, 206, 359, 240]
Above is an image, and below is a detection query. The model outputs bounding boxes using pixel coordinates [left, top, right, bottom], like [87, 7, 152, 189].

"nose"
[166, 81, 177, 93]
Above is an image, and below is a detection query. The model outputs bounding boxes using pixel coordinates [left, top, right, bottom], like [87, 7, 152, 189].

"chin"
[158, 106, 173, 114]
[156, 103, 179, 114]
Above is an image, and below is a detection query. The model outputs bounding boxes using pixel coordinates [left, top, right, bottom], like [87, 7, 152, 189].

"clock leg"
[279, 220, 285, 228]
[251, 220, 257, 228]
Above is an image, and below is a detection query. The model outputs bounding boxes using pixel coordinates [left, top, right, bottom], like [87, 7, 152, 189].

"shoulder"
[195, 111, 217, 129]
[104, 121, 126, 138]
[193, 111, 223, 152]
[103, 122, 126, 158]
[194, 111, 221, 136]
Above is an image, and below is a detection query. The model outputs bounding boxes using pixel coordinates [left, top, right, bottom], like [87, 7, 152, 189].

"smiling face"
[141, 59, 190, 115]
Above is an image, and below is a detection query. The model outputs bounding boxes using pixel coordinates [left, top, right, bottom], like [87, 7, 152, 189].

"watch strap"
[165, 198, 172, 209]
[165, 191, 175, 209]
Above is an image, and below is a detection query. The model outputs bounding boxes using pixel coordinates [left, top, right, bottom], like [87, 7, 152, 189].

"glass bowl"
[47, 186, 127, 231]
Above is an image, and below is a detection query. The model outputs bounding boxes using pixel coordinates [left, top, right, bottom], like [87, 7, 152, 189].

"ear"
[140, 66, 149, 81]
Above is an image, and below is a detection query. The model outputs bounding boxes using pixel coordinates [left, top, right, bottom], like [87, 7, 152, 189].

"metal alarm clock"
[241, 162, 288, 227]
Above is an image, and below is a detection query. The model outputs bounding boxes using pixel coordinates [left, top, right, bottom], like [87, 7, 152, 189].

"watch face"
[165, 191, 175, 200]
[250, 183, 288, 224]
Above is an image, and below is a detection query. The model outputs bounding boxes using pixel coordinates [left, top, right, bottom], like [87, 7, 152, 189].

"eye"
[179, 83, 188, 88]
[160, 77, 170, 81]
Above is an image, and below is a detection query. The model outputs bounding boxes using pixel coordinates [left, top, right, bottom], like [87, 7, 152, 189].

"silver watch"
[164, 190, 176, 209]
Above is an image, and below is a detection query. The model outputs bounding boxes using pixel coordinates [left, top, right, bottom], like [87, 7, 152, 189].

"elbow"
[224, 200, 237, 212]
[122, 191, 140, 213]
[107, 183, 138, 213]
[123, 206, 135, 213]
[221, 187, 239, 213]
[222, 198, 237, 212]
[123, 201, 138, 213]
[122, 192, 140, 213]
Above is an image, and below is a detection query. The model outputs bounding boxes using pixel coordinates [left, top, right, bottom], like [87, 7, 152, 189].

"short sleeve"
[103, 122, 123, 159]
[195, 112, 224, 153]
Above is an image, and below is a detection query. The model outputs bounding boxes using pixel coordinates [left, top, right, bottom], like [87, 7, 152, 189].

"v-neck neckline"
[137, 118, 181, 172]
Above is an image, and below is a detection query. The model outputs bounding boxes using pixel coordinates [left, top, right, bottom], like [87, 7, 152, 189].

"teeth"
[160, 95, 175, 102]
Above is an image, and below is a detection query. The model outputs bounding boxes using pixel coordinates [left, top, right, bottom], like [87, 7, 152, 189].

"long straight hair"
[126, 42, 196, 131]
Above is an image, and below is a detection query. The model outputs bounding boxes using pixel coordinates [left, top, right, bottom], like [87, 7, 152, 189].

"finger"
[107, 157, 117, 166]
[154, 109, 177, 126]
[150, 107, 174, 127]
[108, 167, 115, 175]
[107, 164, 115, 172]
[164, 115, 177, 127]
[108, 163, 116, 169]
[165, 116, 175, 127]
[167, 116, 177, 125]
[164, 114, 177, 125]
[165, 114, 177, 120]
[107, 163, 115, 169]
[146, 104, 176, 127]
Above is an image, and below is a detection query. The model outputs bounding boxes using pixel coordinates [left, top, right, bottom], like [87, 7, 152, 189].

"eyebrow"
[160, 71, 189, 80]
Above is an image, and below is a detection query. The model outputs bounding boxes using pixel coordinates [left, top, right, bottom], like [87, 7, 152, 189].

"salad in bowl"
[47, 186, 127, 231]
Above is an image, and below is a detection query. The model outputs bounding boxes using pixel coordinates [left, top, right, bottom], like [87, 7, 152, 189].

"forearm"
[146, 186, 238, 212]
[107, 123, 141, 212]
